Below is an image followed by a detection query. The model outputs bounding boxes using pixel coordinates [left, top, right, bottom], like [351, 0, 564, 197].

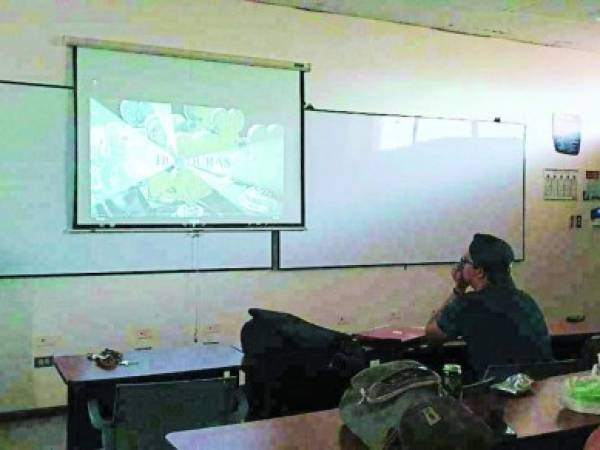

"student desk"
[357, 325, 427, 342]
[166, 373, 600, 450]
[356, 319, 600, 363]
[357, 319, 600, 343]
[54, 344, 244, 450]
[548, 320, 600, 360]
[549, 319, 600, 339]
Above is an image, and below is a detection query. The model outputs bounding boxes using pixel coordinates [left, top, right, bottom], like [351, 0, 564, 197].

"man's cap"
[468, 233, 514, 273]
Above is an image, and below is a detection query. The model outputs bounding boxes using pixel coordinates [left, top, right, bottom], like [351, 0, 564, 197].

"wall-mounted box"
[544, 169, 577, 200]
[583, 171, 600, 201]
[591, 208, 600, 227]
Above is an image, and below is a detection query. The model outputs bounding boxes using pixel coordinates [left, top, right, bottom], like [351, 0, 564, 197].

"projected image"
[89, 98, 284, 223]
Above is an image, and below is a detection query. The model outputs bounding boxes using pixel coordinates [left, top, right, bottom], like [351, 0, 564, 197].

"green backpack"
[339, 360, 494, 450]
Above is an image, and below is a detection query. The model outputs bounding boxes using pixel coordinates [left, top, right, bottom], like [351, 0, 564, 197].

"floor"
[0, 412, 66, 450]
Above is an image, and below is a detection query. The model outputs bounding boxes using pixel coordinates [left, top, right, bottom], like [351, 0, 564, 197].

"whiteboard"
[0, 83, 271, 276]
[280, 110, 525, 269]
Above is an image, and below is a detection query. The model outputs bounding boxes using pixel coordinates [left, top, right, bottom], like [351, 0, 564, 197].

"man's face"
[458, 253, 478, 286]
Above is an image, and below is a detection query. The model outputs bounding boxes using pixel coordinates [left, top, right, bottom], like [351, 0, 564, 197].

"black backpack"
[240, 308, 367, 417]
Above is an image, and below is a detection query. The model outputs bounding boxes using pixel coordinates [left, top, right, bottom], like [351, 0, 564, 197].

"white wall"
[0, 0, 599, 410]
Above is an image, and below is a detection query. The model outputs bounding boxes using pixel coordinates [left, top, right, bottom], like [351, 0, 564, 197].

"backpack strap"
[359, 367, 441, 404]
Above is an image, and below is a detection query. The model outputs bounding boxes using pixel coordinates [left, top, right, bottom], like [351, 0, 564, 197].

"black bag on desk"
[241, 308, 366, 376]
[241, 308, 367, 417]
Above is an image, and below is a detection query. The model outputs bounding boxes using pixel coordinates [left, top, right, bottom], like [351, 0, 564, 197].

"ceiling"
[250, 0, 600, 53]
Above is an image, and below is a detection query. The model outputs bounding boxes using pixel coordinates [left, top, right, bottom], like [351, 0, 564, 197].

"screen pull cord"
[191, 231, 200, 343]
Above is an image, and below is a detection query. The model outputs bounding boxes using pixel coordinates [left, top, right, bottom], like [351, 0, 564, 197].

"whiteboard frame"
[278, 107, 526, 270]
[0, 80, 273, 278]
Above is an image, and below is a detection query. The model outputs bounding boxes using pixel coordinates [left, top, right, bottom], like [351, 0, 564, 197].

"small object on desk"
[443, 363, 463, 399]
[485, 415, 517, 441]
[491, 373, 534, 396]
[119, 360, 139, 367]
[560, 374, 600, 415]
[566, 314, 586, 323]
[501, 422, 517, 437]
[86, 348, 123, 370]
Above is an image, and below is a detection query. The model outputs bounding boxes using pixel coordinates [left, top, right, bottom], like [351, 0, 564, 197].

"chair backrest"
[113, 377, 247, 450]
[483, 358, 578, 382]
[578, 335, 600, 371]
[584, 424, 600, 450]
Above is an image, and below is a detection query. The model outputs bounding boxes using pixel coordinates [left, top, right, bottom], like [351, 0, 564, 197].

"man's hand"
[451, 265, 469, 294]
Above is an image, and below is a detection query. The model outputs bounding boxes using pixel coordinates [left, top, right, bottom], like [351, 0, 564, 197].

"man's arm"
[425, 292, 455, 342]
[425, 264, 467, 342]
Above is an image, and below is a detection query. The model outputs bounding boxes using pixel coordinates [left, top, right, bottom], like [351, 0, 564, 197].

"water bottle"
[443, 363, 462, 399]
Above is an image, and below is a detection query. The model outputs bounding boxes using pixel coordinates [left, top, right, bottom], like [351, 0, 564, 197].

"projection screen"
[74, 46, 304, 229]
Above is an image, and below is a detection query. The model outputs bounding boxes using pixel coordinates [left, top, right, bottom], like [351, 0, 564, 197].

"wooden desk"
[167, 409, 356, 450]
[166, 373, 600, 450]
[549, 320, 600, 339]
[356, 320, 600, 380]
[356, 320, 600, 344]
[356, 325, 426, 342]
[502, 372, 600, 438]
[54, 344, 243, 450]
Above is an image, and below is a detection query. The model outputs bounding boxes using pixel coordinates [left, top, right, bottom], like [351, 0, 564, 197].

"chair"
[578, 335, 600, 371]
[87, 377, 248, 450]
[585, 424, 600, 450]
[483, 358, 579, 382]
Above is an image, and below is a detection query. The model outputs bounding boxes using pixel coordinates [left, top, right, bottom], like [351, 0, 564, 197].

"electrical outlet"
[127, 326, 160, 348]
[389, 311, 401, 322]
[36, 336, 61, 347]
[206, 323, 221, 334]
[136, 328, 154, 340]
[34, 355, 54, 368]
[33, 335, 63, 354]
[200, 323, 222, 343]
[336, 316, 353, 332]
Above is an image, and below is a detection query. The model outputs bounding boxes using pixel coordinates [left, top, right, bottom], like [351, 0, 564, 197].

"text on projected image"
[90, 98, 284, 224]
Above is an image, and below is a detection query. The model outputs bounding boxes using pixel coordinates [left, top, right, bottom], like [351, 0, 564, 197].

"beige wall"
[0, 0, 599, 410]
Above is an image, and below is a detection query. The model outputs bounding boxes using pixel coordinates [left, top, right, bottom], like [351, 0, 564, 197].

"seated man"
[425, 233, 553, 379]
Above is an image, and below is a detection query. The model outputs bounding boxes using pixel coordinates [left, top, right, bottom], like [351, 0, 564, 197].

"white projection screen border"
[68, 37, 308, 230]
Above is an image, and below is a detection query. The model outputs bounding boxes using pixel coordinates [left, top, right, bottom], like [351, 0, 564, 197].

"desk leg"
[67, 384, 102, 450]
[66, 384, 78, 450]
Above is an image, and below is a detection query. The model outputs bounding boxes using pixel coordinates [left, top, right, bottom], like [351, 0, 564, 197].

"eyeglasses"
[459, 256, 474, 266]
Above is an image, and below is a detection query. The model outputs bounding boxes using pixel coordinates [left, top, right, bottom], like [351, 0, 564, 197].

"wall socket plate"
[126, 326, 160, 348]
[34, 355, 54, 368]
